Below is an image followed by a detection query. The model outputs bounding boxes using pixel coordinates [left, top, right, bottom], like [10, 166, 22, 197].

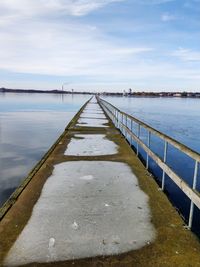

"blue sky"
[0, 0, 200, 92]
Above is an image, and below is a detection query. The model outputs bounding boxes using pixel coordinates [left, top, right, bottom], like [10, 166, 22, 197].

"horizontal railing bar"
[98, 96, 200, 228]
[120, 122, 200, 210]
[99, 98, 200, 162]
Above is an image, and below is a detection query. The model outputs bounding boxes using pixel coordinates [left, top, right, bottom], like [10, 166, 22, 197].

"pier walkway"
[1, 97, 200, 267]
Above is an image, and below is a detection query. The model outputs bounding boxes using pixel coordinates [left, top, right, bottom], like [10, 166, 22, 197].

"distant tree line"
[1, 87, 200, 98]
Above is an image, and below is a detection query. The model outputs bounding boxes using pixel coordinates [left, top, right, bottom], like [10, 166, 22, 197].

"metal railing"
[98, 97, 200, 229]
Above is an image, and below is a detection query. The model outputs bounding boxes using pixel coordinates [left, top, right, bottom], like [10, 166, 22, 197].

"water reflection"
[0, 93, 89, 206]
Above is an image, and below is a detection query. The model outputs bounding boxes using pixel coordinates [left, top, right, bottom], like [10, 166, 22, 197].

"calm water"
[103, 96, 200, 234]
[103, 96, 200, 153]
[0, 93, 90, 206]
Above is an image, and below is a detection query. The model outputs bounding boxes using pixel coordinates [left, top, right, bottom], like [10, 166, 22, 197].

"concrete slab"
[64, 134, 118, 156]
[89, 98, 98, 104]
[4, 161, 155, 266]
[85, 104, 100, 109]
[84, 105, 103, 112]
[80, 112, 106, 119]
[82, 110, 104, 115]
[84, 109, 103, 113]
[77, 117, 108, 128]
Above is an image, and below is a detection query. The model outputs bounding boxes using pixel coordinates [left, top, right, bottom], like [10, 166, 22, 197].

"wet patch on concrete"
[83, 109, 103, 113]
[77, 118, 109, 128]
[80, 112, 106, 119]
[4, 161, 155, 266]
[84, 105, 103, 113]
[85, 103, 101, 109]
[64, 134, 118, 156]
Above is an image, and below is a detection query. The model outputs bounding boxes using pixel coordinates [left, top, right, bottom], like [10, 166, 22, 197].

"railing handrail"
[98, 96, 200, 229]
[99, 97, 200, 162]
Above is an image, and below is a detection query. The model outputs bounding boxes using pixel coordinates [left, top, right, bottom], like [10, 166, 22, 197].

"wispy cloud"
[0, 0, 154, 79]
[139, 0, 175, 4]
[172, 48, 200, 61]
[161, 13, 176, 22]
[0, 0, 125, 17]
[0, 17, 152, 77]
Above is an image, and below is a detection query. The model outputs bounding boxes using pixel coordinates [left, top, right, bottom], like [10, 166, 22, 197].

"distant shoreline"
[0, 88, 93, 95]
[0, 88, 200, 98]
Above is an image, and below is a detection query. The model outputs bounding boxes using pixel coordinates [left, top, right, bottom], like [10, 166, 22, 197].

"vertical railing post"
[121, 113, 123, 134]
[118, 110, 119, 128]
[136, 124, 140, 156]
[146, 131, 151, 169]
[161, 141, 168, 190]
[123, 114, 125, 135]
[125, 115, 128, 139]
[130, 119, 133, 147]
[122, 113, 125, 135]
[116, 110, 119, 128]
[120, 112, 123, 134]
[188, 160, 199, 228]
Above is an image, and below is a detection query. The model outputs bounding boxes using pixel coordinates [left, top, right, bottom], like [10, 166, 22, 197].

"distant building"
[123, 90, 127, 96]
[173, 93, 182, 97]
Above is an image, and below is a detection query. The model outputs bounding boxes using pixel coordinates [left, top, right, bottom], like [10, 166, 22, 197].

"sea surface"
[103, 96, 200, 235]
[0, 93, 89, 206]
[103, 96, 200, 153]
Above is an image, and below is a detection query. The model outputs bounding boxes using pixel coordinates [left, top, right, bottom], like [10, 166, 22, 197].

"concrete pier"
[1, 97, 200, 267]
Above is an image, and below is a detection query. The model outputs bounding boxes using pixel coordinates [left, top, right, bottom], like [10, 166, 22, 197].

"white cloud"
[0, 15, 152, 77]
[0, 0, 124, 17]
[0, 0, 154, 80]
[139, 0, 174, 4]
[172, 48, 200, 61]
[161, 13, 176, 22]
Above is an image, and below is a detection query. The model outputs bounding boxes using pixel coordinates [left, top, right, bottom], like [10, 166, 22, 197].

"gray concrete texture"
[5, 161, 155, 266]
